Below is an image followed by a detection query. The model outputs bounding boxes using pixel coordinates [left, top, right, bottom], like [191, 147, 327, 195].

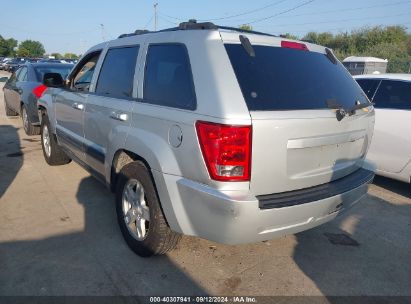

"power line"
[246, 0, 316, 25]
[158, 0, 289, 22]
[158, 15, 179, 26]
[156, 0, 411, 30]
[267, 12, 410, 29]
[274, 21, 411, 35]
[223, 0, 411, 24]
[276, 0, 411, 19]
[143, 15, 154, 29]
[198, 0, 289, 21]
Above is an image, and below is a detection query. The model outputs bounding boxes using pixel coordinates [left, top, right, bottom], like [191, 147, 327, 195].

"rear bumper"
[153, 169, 374, 245]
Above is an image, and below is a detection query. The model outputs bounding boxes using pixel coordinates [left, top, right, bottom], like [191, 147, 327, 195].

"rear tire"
[116, 161, 181, 257]
[22, 105, 40, 136]
[4, 98, 18, 116]
[41, 114, 71, 166]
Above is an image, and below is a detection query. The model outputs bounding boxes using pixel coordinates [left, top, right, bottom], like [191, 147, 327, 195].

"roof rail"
[218, 26, 276, 37]
[178, 19, 218, 30]
[118, 29, 150, 39]
[117, 20, 275, 39]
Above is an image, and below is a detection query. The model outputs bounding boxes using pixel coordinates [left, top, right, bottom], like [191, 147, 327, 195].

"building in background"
[343, 56, 388, 75]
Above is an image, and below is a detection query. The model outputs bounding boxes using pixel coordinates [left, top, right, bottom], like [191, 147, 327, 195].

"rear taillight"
[32, 84, 47, 99]
[281, 41, 308, 51]
[196, 121, 252, 182]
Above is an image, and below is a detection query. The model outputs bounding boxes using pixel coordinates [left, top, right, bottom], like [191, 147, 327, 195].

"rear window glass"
[225, 44, 369, 111]
[35, 65, 73, 82]
[356, 79, 381, 101]
[373, 80, 411, 110]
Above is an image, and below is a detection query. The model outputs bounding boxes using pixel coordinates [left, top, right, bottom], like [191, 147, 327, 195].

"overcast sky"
[0, 0, 410, 55]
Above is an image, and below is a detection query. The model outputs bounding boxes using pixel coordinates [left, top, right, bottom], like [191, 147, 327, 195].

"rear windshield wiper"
[326, 99, 373, 121]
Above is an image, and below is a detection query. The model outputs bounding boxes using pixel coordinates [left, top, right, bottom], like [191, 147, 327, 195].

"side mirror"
[0, 76, 9, 83]
[43, 73, 64, 88]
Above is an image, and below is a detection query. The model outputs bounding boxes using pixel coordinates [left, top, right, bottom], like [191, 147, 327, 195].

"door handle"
[110, 112, 128, 122]
[72, 103, 84, 110]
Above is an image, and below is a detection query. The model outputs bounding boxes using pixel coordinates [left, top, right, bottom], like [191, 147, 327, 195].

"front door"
[54, 51, 101, 161]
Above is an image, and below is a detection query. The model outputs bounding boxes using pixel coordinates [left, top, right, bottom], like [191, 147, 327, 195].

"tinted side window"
[17, 67, 28, 82]
[9, 69, 20, 82]
[373, 80, 411, 110]
[72, 52, 101, 92]
[144, 44, 196, 110]
[96, 46, 139, 99]
[356, 79, 381, 101]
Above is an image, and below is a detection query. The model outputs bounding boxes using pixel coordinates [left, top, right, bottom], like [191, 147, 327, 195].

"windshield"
[34, 65, 74, 82]
[225, 44, 369, 111]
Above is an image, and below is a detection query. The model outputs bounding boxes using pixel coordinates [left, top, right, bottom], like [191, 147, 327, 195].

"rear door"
[54, 51, 101, 161]
[224, 38, 374, 195]
[84, 45, 140, 177]
[366, 79, 411, 174]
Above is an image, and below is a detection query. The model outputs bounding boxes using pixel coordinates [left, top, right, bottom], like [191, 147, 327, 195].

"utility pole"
[154, 3, 158, 31]
[100, 24, 106, 41]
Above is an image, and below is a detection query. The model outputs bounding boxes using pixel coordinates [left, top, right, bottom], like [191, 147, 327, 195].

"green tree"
[283, 33, 299, 40]
[0, 35, 18, 57]
[239, 24, 253, 31]
[300, 26, 411, 73]
[17, 40, 45, 57]
[63, 53, 79, 59]
[50, 52, 62, 59]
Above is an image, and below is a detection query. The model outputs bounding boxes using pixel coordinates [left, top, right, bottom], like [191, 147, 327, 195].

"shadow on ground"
[373, 175, 410, 199]
[0, 176, 205, 296]
[293, 177, 411, 298]
[0, 125, 23, 198]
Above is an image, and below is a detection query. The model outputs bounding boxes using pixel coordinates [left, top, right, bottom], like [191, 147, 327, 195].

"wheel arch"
[110, 149, 180, 231]
[110, 149, 152, 192]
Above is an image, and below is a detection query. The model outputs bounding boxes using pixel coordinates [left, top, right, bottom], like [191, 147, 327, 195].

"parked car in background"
[37, 21, 375, 257]
[355, 74, 411, 183]
[5, 58, 26, 72]
[37, 58, 67, 64]
[2, 63, 73, 135]
[62, 58, 78, 64]
[0, 58, 12, 70]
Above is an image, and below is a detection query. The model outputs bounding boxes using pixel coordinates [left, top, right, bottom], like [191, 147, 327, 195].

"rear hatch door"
[223, 34, 374, 195]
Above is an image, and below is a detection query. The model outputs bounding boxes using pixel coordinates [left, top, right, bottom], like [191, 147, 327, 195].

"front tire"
[41, 114, 71, 166]
[116, 161, 181, 257]
[22, 105, 40, 136]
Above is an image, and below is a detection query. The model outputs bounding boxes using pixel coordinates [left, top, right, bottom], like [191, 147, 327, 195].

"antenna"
[154, 3, 158, 31]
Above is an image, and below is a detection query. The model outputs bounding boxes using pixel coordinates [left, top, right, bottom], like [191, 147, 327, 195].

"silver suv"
[37, 21, 375, 257]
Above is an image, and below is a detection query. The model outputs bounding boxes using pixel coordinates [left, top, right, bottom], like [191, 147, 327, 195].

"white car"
[355, 74, 411, 183]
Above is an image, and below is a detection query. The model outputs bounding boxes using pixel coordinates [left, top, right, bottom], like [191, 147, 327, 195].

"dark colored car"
[37, 59, 64, 63]
[3, 63, 74, 135]
[5, 58, 27, 72]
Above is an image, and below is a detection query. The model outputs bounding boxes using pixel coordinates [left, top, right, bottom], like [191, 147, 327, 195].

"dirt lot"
[0, 70, 410, 297]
